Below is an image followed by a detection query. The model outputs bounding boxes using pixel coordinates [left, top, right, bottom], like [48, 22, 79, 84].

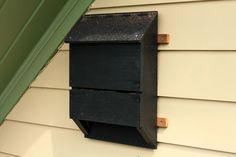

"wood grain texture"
[157, 117, 168, 128]
[158, 34, 170, 44]
[89, 1, 236, 50]
[0, 120, 236, 157]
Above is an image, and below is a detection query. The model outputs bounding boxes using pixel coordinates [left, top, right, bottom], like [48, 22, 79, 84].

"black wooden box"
[65, 12, 157, 149]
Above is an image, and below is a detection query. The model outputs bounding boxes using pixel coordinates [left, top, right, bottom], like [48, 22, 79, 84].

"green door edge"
[0, 0, 94, 124]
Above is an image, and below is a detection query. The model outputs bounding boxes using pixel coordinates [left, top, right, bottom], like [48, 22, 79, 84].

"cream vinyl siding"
[31, 51, 69, 89]
[6, 87, 236, 153]
[0, 152, 18, 157]
[0, 120, 236, 157]
[1, 0, 236, 156]
[90, 0, 208, 8]
[89, 0, 236, 51]
[32, 50, 236, 102]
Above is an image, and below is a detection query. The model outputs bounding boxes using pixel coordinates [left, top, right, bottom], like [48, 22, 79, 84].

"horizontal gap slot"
[71, 87, 141, 94]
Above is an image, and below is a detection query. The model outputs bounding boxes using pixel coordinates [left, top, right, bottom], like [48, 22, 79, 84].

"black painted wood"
[70, 43, 141, 91]
[70, 89, 140, 127]
[65, 12, 157, 43]
[66, 12, 158, 149]
[85, 122, 156, 148]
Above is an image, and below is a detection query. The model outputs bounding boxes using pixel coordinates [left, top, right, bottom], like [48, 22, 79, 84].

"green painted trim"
[0, 0, 94, 124]
[0, 0, 7, 10]
[0, 0, 44, 64]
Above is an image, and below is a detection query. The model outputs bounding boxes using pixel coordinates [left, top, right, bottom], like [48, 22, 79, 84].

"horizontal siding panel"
[59, 43, 69, 51]
[6, 87, 236, 153]
[31, 51, 69, 89]
[91, 0, 207, 9]
[32, 50, 236, 102]
[89, 1, 236, 50]
[0, 120, 236, 157]
[158, 97, 236, 153]
[158, 51, 236, 102]
[6, 88, 77, 130]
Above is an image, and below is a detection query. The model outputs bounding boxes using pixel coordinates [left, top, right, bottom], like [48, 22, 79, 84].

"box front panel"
[70, 43, 141, 92]
[70, 89, 140, 127]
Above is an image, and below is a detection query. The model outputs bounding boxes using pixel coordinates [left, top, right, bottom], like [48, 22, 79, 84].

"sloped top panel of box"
[65, 12, 157, 43]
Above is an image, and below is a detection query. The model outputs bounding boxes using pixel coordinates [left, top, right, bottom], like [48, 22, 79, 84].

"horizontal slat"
[32, 50, 236, 102]
[6, 88, 77, 130]
[91, 0, 207, 9]
[31, 51, 69, 89]
[0, 120, 236, 157]
[158, 51, 236, 102]
[59, 43, 69, 51]
[158, 97, 236, 153]
[6, 87, 236, 153]
[88, 1, 236, 50]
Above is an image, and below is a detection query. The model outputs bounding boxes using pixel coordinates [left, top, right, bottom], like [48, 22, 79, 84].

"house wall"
[0, 0, 236, 156]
